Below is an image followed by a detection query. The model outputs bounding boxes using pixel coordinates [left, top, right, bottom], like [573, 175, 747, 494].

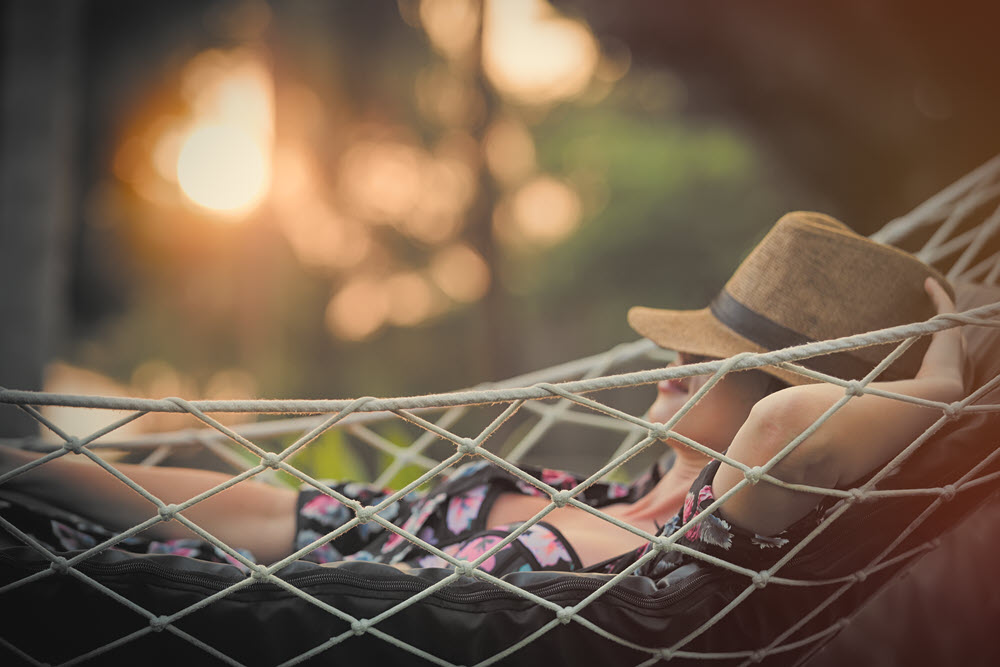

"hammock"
[2, 157, 1000, 667]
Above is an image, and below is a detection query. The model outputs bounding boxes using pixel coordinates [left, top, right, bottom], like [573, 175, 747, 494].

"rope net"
[2, 157, 1000, 666]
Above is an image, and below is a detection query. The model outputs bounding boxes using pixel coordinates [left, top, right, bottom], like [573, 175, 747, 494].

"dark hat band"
[708, 290, 898, 381]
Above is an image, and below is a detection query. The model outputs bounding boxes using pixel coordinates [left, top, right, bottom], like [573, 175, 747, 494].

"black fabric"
[0, 531, 738, 667]
[2, 405, 998, 667]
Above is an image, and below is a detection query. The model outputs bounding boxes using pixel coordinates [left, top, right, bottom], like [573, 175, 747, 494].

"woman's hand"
[918, 278, 965, 394]
[712, 278, 969, 536]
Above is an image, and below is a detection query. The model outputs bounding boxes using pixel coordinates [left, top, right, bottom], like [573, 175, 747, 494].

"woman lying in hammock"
[0, 212, 965, 579]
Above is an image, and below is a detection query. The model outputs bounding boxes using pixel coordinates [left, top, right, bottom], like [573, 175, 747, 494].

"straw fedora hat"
[627, 211, 953, 385]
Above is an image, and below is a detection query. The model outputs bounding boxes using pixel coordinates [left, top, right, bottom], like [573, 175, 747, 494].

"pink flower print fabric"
[680, 484, 730, 547]
[697, 484, 715, 505]
[16, 455, 661, 578]
[540, 468, 578, 490]
[299, 494, 351, 528]
[446, 485, 488, 534]
[515, 523, 574, 568]
[413, 543, 463, 570]
[50, 520, 97, 551]
[453, 534, 504, 573]
[410, 523, 577, 574]
[606, 483, 630, 500]
[515, 468, 579, 499]
[514, 479, 548, 497]
[444, 459, 490, 482]
[635, 460, 820, 581]
[682, 491, 696, 522]
[382, 493, 446, 554]
[148, 539, 200, 559]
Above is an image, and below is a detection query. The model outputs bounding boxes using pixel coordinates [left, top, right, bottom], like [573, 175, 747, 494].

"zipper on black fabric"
[0, 550, 719, 610]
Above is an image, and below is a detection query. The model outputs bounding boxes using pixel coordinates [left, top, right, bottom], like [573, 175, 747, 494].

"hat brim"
[627, 306, 811, 386]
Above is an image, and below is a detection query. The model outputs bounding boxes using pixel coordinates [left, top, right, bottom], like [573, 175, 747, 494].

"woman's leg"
[0, 445, 297, 563]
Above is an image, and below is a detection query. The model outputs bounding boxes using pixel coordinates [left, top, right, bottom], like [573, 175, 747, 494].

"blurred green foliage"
[288, 430, 369, 485]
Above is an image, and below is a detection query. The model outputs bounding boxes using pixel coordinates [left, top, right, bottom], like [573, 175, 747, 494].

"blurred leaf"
[289, 429, 369, 483]
[376, 421, 437, 491]
[223, 440, 300, 489]
[378, 461, 432, 493]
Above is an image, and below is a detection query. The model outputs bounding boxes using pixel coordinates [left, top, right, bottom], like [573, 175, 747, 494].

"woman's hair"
[681, 352, 790, 401]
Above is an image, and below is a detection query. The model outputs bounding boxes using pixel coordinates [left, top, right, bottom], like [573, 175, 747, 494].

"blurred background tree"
[2, 0, 999, 439]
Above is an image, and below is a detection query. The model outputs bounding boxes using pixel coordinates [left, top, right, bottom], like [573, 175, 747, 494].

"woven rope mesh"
[2, 156, 1000, 666]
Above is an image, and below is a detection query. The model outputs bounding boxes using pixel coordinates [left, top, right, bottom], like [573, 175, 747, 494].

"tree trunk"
[0, 0, 82, 437]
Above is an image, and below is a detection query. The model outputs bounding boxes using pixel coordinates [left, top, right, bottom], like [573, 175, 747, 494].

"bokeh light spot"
[177, 124, 270, 216]
[419, 0, 479, 60]
[483, 0, 599, 105]
[484, 117, 536, 184]
[404, 156, 475, 243]
[430, 244, 490, 303]
[494, 175, 582, 248]
[326, 279, 390, 341]
[386, 272, 437, 325]
[280, 199, 370, 271]
[340, 140, 423, 222]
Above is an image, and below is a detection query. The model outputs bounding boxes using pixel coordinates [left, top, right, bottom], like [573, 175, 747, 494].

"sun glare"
[177, 124, 269, 215]
[171, 50, 274, 219]
[483, 0, 598, 105]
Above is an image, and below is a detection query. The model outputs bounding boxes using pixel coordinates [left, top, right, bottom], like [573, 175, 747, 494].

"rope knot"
[749, 650, 765, 664]
[50, 556, 70, 575]
[847, 488, 866, 504]
[261, 452, 281, 469]
[551, 490, 571, 508]
[158, 504, 178, 521]
[945, 402, 963, 421]
[149, 615, 170, 632]
[852, 570, 868, 584]
[941, 484, 957, 502]
[356, 507, 374, 524]
[744, 466, 763, 485]
[660, 649, 675, 661]
[844, 381, 865, 398]
[64, 438, 84, 455]
[654, 536, 672, 553]
[454, 560, 473, 576]
[752, 571, 770, 589]
[457, 438, 478, 455]
[556, 607, 573, 625]
[648, 425, 669, 441]
[351, 619, 370, 636]
[251, 565, 270, 581]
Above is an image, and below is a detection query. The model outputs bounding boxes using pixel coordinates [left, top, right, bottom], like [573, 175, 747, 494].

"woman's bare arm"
[714, 278, 965, 536]
[1, 446, 298, 563]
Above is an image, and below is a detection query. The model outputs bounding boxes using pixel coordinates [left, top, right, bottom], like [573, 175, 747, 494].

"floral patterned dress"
[26, 457, 820, 578]
[293, 458, 662, 575]
[627, 460, 827, 579]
